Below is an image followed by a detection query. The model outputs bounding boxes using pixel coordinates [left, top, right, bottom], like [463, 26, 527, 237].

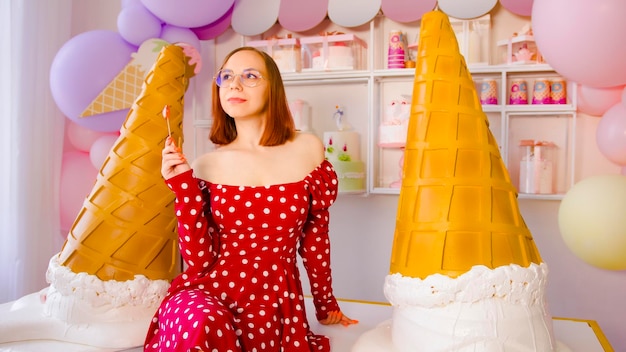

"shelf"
[504, 104, 575, 113]
[518, 193, 565, 200]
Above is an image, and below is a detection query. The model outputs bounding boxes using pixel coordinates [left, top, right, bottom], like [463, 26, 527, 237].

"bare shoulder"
[190, 150, 219, 181]
[292, 132, 325, 164]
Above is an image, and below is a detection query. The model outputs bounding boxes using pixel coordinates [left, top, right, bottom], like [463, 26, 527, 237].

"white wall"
[64, 1, 625, 350]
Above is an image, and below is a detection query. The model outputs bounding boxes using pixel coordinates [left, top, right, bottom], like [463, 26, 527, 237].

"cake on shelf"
[0, 43, 200, 350]
[301, 33, 367, 71]
[378, 94, 411, 148]
[247, 36, 302, 73]
[324, 106, 366, 193]
[352, 10, 559, 352]
[312, 43, 353, 70]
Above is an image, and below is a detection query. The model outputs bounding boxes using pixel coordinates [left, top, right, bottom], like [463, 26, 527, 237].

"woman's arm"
[162, 137, 218, 273]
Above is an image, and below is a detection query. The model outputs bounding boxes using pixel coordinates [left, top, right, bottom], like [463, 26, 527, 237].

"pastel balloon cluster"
[532, 0, 626, 270]
[50, 0, 234, 133]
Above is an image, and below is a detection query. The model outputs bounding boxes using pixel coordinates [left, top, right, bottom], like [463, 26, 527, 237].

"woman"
[145, 47, 357, 352]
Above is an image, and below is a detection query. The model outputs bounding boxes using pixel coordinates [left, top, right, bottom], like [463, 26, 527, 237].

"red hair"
[209, 47, 296, 146]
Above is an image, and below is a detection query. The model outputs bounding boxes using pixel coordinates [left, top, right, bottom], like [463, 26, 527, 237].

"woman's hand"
[319, 310, 359, 326]
[161, 136, 190, 180]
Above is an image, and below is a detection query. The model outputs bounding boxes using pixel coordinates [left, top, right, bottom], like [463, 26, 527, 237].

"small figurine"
[332, 105, 352, 131]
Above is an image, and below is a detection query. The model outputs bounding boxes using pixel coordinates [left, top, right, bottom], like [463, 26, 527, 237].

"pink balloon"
[278, 0, 328, 32]
[59, 151, 98, 231]
[532, 0, 626, 88]
[577, 84, 625, 116]
[597, 103, 626, 166]
[89, 134, 119, 169]
[161, 24, 201, 52]
[140, 0, 234, 28]
[499, 0, 533, 16]
[50, 30, 136, 132]
[66, 121, 107, 152]
[381, 0, 437, 23]
[191, 5, 234, 40]
[117, 2, 162, 46]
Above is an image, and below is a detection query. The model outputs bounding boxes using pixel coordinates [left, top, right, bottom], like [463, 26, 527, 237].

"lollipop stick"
[162, 105, 172, 138]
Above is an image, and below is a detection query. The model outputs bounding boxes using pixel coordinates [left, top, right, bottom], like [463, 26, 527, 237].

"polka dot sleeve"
[299, 161, 341, 321]
[165, 170, 218, 275]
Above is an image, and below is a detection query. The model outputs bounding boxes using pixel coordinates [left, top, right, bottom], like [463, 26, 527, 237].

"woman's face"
[218, 50, 269, 120]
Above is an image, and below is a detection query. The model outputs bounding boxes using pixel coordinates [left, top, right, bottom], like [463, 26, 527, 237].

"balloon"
[437, 0, 497, 19]
[117, 2, 162, 46]
[328, 0, 382, 27]
[532, 0, 626, 88]
[50, 30, 136, 132]
[278, 0, 328, 32]
[499, 0, 533, 16]
[191, 5, 234, 40]
[59, 151, 98, 231]
[231, 0, 280, 36]
[140, 0, 234, 28]
[160, 24, 201, 52]
[558, 175, 626, 270]
[66, 121, 108, 152]
[596, 103, 626, 166]
[576, 84, 625, 117]
[89, 134, 119, 169]
[380, 0, 436, 24]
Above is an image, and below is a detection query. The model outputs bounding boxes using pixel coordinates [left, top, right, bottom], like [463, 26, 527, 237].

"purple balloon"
[141, 0, 234, 28]
[117, 2, 163, 46]
[50, 30, 137, 132]
[161, 24, 201, 52]
[597, 103, 626, 166]
[191, 5, 234, 40]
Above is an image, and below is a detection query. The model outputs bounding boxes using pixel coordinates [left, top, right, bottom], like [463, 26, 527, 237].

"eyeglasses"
[215, 69, 265, 88]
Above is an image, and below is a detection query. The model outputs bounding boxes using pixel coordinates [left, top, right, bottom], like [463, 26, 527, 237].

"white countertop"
[0, 298, 612, 352]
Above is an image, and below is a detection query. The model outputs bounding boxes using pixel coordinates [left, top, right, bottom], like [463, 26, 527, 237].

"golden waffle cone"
[389, 10, 543, 279]
[80, 60, 146, 117]
[58, 44, 197, 281]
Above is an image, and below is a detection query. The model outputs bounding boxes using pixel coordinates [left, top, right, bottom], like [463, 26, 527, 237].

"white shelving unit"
[371, 64, 577, 199]
[194, 16, 577, 200]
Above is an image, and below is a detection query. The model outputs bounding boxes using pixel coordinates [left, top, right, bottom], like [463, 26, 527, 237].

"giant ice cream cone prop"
[353, 11, 556, 351]
[389, 12, 542, 279]
[0, 42, 201, 349]
[57, 42, 197, 282]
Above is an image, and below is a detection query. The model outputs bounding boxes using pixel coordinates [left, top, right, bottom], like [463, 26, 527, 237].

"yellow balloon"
[558, 175, 626, 270]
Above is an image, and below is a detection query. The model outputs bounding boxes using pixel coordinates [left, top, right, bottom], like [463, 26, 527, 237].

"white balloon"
[231, 0, 280, 36]
[437, 0, 497, 19]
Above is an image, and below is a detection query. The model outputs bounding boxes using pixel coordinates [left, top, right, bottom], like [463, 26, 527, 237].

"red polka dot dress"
[144, 160, 341, 352]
